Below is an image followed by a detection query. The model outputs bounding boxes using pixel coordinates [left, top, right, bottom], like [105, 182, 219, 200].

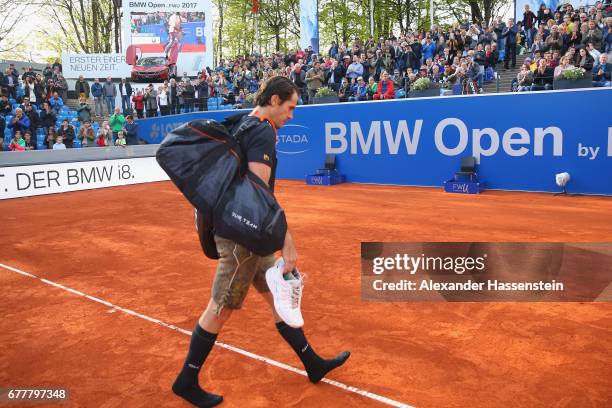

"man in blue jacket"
[91, 78, 104, 118]
[7, 108, 30, 138]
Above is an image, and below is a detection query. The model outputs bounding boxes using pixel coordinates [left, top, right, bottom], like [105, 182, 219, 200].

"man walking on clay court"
[172, 76, 350, 408]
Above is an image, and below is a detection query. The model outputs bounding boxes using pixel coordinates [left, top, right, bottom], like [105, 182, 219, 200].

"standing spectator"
[103, 77, 117, 115]
[52, 58, 63, 73]
[39, 102, 56, 134]
[78, 120, 95, 147]
[57, 119, 75, 148]
[545, 25, 564, 52]
[23, 104, 39, 135]
[49, 92, 64, 114]
[75, 75, 90, 100]
[43, 64, 53, 82]
[132, 90, 145, 119]
[523, 4, 537, 48]
[196, 78, 209, 111]
[373, 70, 395, 100]
[24, 76, 43, 108]
[592, 54, 611, 87]
[119, 78, 133, 114]
[123, 115, 138, 145]
[7, 108, 30, 138]
[91, 78, 104, 118]
[4, 67, 18, 99]
[422, 36, 436, 64]
[603, 17, 612, 54]
[305, 60, 325, 104]
[77, 97, 92, 123]
[168, 78, 180, 114]
[55, 74, 69, 102]
[584, 19, 603, 51]
[109, 107, 125, 142]
[144, 84, 158, 117]
[502, 18, 518, 69]
[182, 79, 196, 112]
[158, 86, 170, 116]
[290, 63, 307, 103]
[10, 130, 26, 151]
[325, 59, 344, 93]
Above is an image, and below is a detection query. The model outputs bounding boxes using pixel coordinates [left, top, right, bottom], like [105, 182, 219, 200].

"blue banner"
[299, 0, 319, 54]
[137, 22, 206, 45]
[137, 89, 612, 195]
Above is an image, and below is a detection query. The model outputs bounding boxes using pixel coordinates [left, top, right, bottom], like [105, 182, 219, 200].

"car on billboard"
[126, 41, 179, 82]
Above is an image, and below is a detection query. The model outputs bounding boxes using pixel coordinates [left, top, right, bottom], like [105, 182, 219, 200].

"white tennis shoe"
[265, 258, 304, 328]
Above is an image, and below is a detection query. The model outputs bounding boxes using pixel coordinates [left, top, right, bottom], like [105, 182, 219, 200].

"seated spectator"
[466, 57, 483, 89]
[115, 130, 127, 147]
[430, 65, 443, 83]
[338, 78, 352, 102]
[592, 54, 611, 87]
[77, 97, 92, 123]
[348, 77, 368, 102]
[0, 95, 11, 116]
[49, 92, 64, 113]
[373, 72, 395, 101]
[9, 130, 26, 151]
[530, 59, 554, 91]
[0, 114, 4, 138]
[575, 47, 594, 71]
[78, 120, 95, 147]
[516, 63, 534, 91]
[45, 127, 56, 149]
[123, 115, 138, 145]
[23, 131, 35, 150]
[554, 56, 573, 80]
[366, 77, 378, 100]
[57, 119, 75, 148]
[7, 108, 30, 138]
[53, 135, 66, 150]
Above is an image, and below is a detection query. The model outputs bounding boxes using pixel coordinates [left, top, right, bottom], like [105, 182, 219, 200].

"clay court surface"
[1, 180, 611, 408]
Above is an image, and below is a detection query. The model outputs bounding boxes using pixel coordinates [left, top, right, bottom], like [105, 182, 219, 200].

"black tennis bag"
[156, 113, 287, 258]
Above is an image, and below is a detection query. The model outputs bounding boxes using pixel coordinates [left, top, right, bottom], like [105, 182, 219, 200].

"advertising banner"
[135, 89, 612, 195]
[300, 0, 319, 54]
[61, 53, 131, 79]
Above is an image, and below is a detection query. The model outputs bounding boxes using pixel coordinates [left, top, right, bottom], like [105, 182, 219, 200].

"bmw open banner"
[136, 89, 612, 195]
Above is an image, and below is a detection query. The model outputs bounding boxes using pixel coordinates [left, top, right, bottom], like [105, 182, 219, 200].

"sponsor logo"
[277, 124, 310, 155]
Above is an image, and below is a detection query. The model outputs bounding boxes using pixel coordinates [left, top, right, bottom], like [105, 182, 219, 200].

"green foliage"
[411, 77, 434, 91]
[562, 67, 586, 80]
[315, 86, 338, 97]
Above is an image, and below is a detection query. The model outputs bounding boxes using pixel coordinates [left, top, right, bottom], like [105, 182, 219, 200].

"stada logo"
[276, 124, 310, 154]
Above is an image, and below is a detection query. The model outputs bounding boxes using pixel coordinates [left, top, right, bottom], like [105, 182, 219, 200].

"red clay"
[1, 181, 611, 407]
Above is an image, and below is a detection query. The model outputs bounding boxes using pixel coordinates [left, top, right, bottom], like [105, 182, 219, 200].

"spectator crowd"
[1, 1, 610, 152]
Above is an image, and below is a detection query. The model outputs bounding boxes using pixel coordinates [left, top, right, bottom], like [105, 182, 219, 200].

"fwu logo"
[276, 124, 310, 155]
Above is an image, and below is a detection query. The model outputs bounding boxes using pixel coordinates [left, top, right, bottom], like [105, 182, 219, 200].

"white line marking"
[0, 262, 414, 408]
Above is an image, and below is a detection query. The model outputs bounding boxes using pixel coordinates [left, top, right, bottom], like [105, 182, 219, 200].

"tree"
[0, 2, 29, 53]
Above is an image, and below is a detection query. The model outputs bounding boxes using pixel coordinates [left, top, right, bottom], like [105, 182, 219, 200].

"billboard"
[62, 53, 131, 79]
[123, 0, 214, 77]
[135, 88, 612, 195]
[300, 0, 319, 54]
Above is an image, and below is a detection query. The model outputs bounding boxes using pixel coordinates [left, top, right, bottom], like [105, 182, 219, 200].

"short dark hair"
[254, 76, 299, 107]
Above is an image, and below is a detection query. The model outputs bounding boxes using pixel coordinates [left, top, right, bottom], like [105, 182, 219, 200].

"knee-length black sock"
[172, 324, 223, 408]
[276, 321, 350, 383]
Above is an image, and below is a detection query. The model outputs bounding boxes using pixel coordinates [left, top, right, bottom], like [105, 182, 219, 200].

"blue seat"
[73, 138, 81, 148]
[36, 143, 46, 150]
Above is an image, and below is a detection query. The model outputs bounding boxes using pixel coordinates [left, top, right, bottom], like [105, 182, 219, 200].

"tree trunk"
[92, 0, 100, 53]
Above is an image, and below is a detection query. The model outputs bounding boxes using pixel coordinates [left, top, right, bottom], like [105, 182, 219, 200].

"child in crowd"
[53, 135, 66, 150]
[115, 130, 127, 147]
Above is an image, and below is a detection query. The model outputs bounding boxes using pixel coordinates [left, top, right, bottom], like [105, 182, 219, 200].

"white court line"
[0, 262, 414, 408]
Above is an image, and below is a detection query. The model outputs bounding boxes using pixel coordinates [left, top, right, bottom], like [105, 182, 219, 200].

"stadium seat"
[73, 138, 81, 148]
